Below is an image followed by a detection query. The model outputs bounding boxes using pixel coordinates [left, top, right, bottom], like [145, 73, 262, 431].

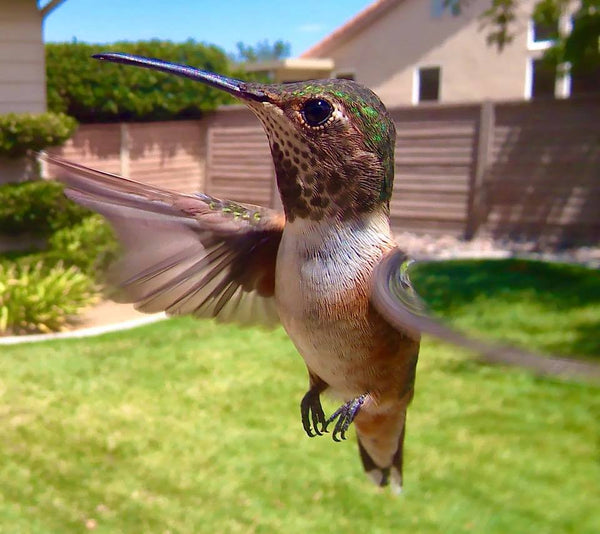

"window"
[529, 59, 557, 99]
[528, 16, 559, 49]
[416, 67, 441, 103]
[533, 19, 558, 42]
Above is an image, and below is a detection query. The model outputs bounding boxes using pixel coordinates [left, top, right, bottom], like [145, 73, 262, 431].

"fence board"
[481, 97, 600, 245]
[43, 97, 599, 247]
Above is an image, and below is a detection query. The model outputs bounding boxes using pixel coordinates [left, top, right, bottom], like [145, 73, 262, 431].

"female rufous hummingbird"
[44, 52, 571, 493]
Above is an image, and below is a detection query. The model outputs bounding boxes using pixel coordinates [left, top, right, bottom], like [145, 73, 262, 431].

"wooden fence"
[47, 97, 600, 246]
[47, 121, 208, 193]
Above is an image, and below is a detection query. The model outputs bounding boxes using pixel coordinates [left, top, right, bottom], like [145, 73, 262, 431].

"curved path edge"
[0, 313, 168, 346]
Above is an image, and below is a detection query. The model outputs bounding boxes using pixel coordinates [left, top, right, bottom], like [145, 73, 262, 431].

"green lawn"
[0, 259, 598, 533]
[411, 258, 600, 360]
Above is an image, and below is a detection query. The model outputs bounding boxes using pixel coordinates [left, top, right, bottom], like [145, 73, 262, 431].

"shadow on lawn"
[411, 258, 600, 361]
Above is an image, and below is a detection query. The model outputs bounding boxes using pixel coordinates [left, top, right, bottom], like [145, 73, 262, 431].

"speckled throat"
[245, 80, 396, 223]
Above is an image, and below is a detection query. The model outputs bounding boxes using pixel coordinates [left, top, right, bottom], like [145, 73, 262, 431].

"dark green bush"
[0, 179, 90, 236]
[47, 40, 236, 122]
[0, 180, 122, 334]
[0, 112, 77, 158]
[47, 214, 119, 276]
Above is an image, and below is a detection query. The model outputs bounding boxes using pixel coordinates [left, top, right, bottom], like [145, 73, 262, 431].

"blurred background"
[0, 1, 598, 532]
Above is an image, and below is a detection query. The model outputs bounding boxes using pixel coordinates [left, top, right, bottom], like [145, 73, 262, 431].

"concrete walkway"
[0, 301, 166, 345]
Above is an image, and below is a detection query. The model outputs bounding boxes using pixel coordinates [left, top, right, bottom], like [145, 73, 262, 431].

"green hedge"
[0, 180, 89, 236]
[0, 112, 77, 158]
[0, 177, 121, 334]
[47, 214, 119, 276]
[47, 40, 237, 122]
[0, 261, 97, 334]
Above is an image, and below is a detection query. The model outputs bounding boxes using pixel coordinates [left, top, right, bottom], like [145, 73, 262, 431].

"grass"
[0, 259, 598, 533]
[411, 258, 600, 360]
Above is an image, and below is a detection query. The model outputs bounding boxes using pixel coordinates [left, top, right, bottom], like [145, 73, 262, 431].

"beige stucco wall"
[0, 0, 46, 114]
[308, 0, 544, 107]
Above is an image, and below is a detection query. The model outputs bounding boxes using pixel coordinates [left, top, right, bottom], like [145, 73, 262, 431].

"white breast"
[275, 213, 393, 395]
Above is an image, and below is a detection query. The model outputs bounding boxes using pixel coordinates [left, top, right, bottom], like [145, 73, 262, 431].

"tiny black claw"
[301, 388, 327, 437]
[325, 394, 366, 442]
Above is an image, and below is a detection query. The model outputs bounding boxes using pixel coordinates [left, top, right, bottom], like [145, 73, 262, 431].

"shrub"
[46, 214, 119, 276]
[0, 112, 77, 158]
[0, 261, 97, 334]
[46, 40, 236, 122]
[0, 179, 90, 236]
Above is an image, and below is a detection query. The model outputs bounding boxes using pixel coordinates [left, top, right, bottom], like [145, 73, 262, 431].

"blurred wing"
[43, 154, 284, 327]
[371, 248, 600, 381]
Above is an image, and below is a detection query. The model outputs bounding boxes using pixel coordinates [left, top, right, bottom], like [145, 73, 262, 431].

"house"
[0, 0, 66, 114]
[255, 0, 592, 107]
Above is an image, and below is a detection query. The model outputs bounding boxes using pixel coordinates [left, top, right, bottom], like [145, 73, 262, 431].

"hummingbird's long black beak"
[93, 52, 270, 103]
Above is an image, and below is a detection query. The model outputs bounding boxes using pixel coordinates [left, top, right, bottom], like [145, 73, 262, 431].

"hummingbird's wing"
[371, 248, 600, 381]
[43, 154, 284, 327]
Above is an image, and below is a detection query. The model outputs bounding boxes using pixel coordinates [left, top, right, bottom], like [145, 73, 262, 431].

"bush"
[0, 112, 77, 158]
[0, 179, 90, 236]
[0, 261, 97, 334]
[47, 40, 236, 122]
[47, 214, 119, 276]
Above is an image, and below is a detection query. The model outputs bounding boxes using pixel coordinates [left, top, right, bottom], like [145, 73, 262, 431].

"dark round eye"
[301, 99, 333, 127]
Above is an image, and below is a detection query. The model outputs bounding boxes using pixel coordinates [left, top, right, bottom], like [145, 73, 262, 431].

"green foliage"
[0, 212, 117, 334]
[411, 258, 600, 359]
[0, 180, 89, 236]
[0, 318, 597, 532]
[0, 183, 119, 334]
[234, 39, 291, 63]
[46, 40, 236, 122]
[46, 214, 119, 275]
[449, 0, 600, 74]
[0, 112, 77, 158]
[0, 260, 97, 334]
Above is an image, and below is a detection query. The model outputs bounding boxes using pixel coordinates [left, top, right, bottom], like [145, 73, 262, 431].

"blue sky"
[43, 0, 372, 57]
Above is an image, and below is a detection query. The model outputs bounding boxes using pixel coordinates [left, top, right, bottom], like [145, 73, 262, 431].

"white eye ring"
[300, 98, 334, 128]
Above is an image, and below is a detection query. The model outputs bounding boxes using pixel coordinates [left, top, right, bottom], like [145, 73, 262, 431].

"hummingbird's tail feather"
[354, 401, 409, 494]
[357, 425, 405, 494]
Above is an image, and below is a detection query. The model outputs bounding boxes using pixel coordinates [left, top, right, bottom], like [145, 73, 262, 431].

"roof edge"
[300, 0, 404, 58]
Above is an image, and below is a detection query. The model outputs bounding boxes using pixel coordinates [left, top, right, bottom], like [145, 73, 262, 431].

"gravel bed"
[394, 232, 600, 269]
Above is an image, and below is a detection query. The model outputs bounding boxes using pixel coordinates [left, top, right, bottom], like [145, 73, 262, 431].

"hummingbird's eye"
[301, 99, 333, 128]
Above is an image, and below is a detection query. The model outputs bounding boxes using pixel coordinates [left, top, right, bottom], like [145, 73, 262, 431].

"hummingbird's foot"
[326, 394, 367, 442]
[301, 388, 328, 437]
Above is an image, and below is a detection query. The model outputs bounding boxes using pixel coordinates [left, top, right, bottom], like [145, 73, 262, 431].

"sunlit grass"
[0, 259, 598, 532]
[411, 258, 600, 360]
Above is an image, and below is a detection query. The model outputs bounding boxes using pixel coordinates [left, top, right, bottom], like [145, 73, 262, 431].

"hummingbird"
[45, 52, 418, 493]
[47, 52, 576, 494]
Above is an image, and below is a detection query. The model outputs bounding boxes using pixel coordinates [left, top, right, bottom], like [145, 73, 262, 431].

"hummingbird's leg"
[300, 372, 329, 437]
[326, 394, 368, 442]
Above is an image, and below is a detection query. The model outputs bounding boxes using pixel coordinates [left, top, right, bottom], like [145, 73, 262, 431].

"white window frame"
[525, 57, 571, 100]
[526, 14, 573, 99]
[412, 68, 420, 105]
[527, 18, 557, 51]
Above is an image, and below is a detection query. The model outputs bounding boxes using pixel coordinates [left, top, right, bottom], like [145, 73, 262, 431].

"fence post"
[120, 123, 130, 178]
[465, 100, 494, 239]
